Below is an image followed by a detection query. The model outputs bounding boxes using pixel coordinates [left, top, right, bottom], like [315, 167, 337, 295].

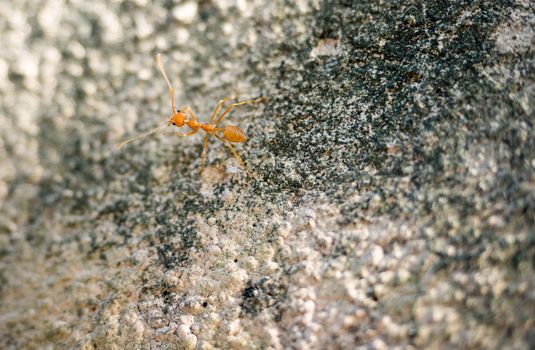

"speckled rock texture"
[1, 0, 534, 349]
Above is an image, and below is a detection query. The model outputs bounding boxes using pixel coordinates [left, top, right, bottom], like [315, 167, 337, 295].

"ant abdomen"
[222, 125, 247, 143]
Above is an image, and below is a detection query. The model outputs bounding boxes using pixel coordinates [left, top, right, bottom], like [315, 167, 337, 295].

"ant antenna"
[118, 53, 176, 150]
[156, 53, 175, 114]
[118, 119, 169, 149]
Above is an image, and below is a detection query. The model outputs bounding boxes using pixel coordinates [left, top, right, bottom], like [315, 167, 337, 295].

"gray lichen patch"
[1, 0, 535, 349]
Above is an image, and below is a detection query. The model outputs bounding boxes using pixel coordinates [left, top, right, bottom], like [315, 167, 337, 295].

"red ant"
[119, 53, 265, 173]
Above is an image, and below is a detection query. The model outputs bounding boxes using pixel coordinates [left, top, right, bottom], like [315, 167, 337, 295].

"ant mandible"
[119, 53, 265, 173]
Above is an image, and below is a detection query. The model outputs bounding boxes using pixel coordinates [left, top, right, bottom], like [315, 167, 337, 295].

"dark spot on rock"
[240, 277, 286, 318]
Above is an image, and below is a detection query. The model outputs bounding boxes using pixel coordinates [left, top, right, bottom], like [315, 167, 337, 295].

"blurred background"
[1, 1, 534, 349]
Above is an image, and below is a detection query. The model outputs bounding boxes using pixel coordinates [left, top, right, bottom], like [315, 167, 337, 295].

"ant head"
[170, 110, 187, 127]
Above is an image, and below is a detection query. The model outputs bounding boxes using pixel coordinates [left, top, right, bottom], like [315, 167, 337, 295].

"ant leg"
[182, 106, 199, 123]
[214, 134, 248, 173]
[176, 129, 198, 137]
[209, 97, 232, 124]
[214, 97, 266, 127]
[156, 53, 176, 114]
[161, 129, 198, 137]
[200, 133, 210, 169]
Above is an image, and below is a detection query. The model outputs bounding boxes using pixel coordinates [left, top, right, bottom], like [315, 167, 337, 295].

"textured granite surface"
[1, 0, 534, 349]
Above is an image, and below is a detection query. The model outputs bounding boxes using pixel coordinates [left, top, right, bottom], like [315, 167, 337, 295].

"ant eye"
[172, 122, 176, 125]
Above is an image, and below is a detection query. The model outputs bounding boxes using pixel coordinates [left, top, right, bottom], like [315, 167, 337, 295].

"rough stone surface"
[1, 0, 534, 349]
